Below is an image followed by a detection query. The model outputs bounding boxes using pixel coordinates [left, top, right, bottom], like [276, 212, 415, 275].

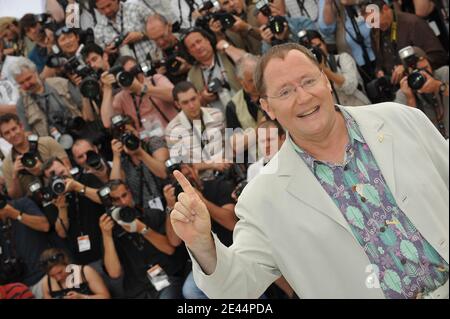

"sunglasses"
[55, 26, 74, 38]
[39, 253, 65, 269]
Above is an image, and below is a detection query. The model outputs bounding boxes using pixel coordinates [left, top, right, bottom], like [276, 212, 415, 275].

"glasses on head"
[39, 253, 65, 269]
[264, 71, 323, 101]
[55, 26, 72, 38]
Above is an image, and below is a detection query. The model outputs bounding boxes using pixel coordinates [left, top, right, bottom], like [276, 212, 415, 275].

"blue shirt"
[318, 0, 375, 66]
[291, 109, 449, 298]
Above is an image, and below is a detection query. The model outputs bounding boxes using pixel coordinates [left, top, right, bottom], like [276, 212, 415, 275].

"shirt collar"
[290, 106, 366, 168]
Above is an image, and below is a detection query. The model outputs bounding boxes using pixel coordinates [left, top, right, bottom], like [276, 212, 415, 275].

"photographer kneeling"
[99, 180, 185, 299]
[40, 248, 110, 299]
[394, 46, 449, 138]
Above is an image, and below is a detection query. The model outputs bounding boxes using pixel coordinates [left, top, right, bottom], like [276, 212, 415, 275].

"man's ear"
[260, 98, 276, 121]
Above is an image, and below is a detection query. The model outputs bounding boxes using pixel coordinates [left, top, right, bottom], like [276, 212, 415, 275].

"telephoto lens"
[118, 207, 138, 224]
[80, 76, 101, 99]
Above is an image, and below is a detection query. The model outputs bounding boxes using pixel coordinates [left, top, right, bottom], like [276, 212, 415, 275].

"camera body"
[112, 33, 128, 49]
[21, 134, 39, 169]
[165, 159, 184, 198]
[399, 46, 427, 91]
[207, 78, 224, 94]
[109, 65, 135, 88]
[256, 0, 287, 42]
[85, 151, 103, 171]
[97, 186, 138, 224]
[297, 30, 325, 64]
[111, 115, 141, 152]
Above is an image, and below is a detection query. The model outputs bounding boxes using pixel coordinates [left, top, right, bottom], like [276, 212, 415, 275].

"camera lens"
[269, 16, 285, 34]
[407, 71, 426, 91]
[86, 151, 103, 170]
[117, 71, 134, 87]
[51, 177, 66, 196]
[21, 152, 37, 168]
[121, 132, 140, 151]
[80, 77, 101, 99]
[118, 207, 137, 224]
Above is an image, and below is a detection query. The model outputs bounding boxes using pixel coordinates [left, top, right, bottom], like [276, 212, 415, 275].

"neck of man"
[14, 139, 29, 154]
[200, 53, 214, 68]
[34, 81, 45, 94]
[292, 110, 349, 164]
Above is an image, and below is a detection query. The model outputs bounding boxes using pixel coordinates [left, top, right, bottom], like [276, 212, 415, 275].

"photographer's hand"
[174, 56, 191, 75]
[231, 15, 250, 33]
[417, 71, 442, 95]
[163, 184, 176, 209]
[100, 72, 116, 89]
[99, 214, 114, 238]
[200, 88, 218, 105]
[399, 76, 417, 106]
[105, 43, 118, 55]
[122, 31, 145, 45]
[111, 139, 124, 158]
[12, 156, 25, 179]
[391, 65, 405, 85]
[260, 25, 274, 45]
[68, 73, 82, 86]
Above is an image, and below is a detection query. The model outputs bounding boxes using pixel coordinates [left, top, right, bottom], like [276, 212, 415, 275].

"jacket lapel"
[276, 137, 353, 234]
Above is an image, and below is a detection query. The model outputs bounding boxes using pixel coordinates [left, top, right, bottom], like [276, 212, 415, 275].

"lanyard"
[131, 92, 146, 130]
[108, 5, 124, 37]
[203, 54, 229, 89]
[137, 163, 159, 209]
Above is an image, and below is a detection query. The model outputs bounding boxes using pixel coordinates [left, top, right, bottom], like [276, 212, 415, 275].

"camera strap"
[204, 54, 230, 90]
[137, 163, 160, 209]
[108, 5, 125, 38]
[178, 0, 198, 27]
[131, 92, 146, 130]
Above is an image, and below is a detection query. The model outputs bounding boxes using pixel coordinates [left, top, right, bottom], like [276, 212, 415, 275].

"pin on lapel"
[378, 133, 384, 143]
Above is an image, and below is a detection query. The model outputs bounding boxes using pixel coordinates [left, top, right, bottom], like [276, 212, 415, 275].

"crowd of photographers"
[0, 0, 448, 299]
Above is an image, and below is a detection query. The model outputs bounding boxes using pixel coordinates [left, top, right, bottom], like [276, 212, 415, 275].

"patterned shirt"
[93, 2, 161, 64]
[291, 109, 449, 299]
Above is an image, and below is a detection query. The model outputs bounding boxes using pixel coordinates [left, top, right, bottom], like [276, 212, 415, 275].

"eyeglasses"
[264, 71, 324, 101]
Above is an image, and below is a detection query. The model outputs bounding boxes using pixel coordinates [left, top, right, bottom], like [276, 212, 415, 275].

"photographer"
[203, 0, 262, 55]
[93, 0, 161, 65]
[394, 46, 449, 137]
[40, 248, 110, 299]
[226, 54, 266, 162]
[110, 117, 169, 211]
[0, 113, 70, 199]
[41, 157, 105, 267]
[360, 0, 447, 87]
[166, 81, 230, 179]
[319, 0, 377, 84]
[99, 179, 186, 299]
[0, 192, 51, 299]
[302, 29, 371, 106]
[255, 1, 316, 53]
[110, 56, 178, 132]
[182, 28, 245, 113]
[146, 14, 192, 84]
[71, 139, 111, 184]
[82, 43, 113, 74]
[285, 0, 320, 21]
[18, 13, 56, 74]
[0, 18, 27, 58]
[11, 57, 95, 139]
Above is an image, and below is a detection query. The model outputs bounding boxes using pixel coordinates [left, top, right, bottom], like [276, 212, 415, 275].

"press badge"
[148, 197, 164, 211]
[147, 264, 171, 291]
[77, 235, 91, 253]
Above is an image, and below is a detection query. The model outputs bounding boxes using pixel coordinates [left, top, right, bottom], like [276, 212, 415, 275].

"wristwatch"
[79, 185, 87, 196]
[439, 82, 448, 94]
[16, 211, 23, 222]
[140, 226, 150, 236]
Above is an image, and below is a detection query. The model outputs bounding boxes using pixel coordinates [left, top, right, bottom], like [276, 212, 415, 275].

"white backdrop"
[0, 0, 46, 18]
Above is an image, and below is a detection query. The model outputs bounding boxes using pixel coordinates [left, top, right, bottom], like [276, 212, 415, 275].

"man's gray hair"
[236, 54, 259, 80]
[8, 56, 37, 80]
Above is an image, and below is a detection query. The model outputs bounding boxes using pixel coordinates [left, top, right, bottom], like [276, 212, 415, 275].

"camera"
[297, 30, 324, 64]
[97, 186, 139, 224]
[85, 151, 103, 170]
[207, 78, 224, 94]
[212, 11, 236, 30]
[0, 257, 26, 285]
[399, 46, 427, 91]
[21, 134, 39, 169]
[366, 76, 395, 103]
[199, 0, 220, 12]
[111, 33, 128, 49]
[109, 65, 135, 88]
[49, 174, 66, 196]
[111, 115, 141, 151]
[35, 13, 58, 34]
[165, 159, 184, 198]
[256, 0, 273, 17]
